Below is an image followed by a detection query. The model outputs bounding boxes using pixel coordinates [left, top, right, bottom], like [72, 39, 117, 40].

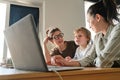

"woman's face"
[74, 31, 88, 46]
[87, 14, 100, 33]
[52, 31, 64, 46]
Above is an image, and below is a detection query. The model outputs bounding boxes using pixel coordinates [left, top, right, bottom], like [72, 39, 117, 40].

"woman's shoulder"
[65, 40, 76, 45]
[113, 23, 120, 30]
[65, 40, 78, 48]
[50, 47, 59, 56]
[110, 23, 120, 35]
[65, 40, 75, 43]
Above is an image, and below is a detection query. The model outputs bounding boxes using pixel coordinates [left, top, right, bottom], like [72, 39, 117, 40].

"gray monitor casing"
[4, 14, 48, 71]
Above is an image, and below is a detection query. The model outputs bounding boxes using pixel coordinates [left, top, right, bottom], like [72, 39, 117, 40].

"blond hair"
[74, 27, 91, 43]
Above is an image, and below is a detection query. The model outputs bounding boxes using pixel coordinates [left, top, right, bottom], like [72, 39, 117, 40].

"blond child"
[65, 27, 93, 62]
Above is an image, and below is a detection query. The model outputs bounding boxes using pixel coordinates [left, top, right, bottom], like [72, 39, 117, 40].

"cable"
[52, 70, 64, 80]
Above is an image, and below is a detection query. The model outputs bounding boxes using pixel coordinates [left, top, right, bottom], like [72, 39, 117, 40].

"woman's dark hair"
[46, 27, 61, 40]
[87, 0, 119, 24]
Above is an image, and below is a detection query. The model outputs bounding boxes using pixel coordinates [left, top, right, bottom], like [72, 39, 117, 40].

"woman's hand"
[51, 55, 80, 66]
[51, 55, 71, 66]
[51, 55, 64, 66]
[43, 37, 49, 45]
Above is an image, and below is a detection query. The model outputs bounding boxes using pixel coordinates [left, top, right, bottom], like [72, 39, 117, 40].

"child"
[61, 27, 93, 66]
[73, 27, 92, 60]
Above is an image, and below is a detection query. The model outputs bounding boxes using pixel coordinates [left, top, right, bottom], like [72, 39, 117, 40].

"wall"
[1, 0, 85, 41]
[1, 0, 85, 49]
[0, 0, 85, 58]
[44, 0, 85, 40]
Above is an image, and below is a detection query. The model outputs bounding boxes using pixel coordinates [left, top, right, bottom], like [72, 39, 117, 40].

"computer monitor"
[4, 14, 48, 71]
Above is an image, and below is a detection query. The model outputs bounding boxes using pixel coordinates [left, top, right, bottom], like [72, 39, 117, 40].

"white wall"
[44, 0, 85, 40]
[2, 0, 85, 41]
[1, 0, 86, 57]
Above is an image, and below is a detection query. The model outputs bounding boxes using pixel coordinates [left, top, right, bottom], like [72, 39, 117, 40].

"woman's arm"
[96, 25, 120, 67]
[43, 37, 51, 64]
[53, 55, 80, 66]
[62, 60, 81, 67]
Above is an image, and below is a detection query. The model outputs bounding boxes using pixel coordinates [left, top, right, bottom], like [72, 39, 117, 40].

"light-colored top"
[73, 41, 93, 60]
[79, 23, 120, 67]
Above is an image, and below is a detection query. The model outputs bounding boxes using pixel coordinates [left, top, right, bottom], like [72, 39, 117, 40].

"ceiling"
[1, 0, 120, 6]
[1, 0, 43, 6]
[85, 0, 120, 5]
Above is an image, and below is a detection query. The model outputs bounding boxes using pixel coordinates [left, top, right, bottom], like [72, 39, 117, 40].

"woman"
[55, 0, 120, 67]
[43, 27, 78, 65]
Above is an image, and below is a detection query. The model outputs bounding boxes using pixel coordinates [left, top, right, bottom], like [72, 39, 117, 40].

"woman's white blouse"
[79, 24, 120, 67]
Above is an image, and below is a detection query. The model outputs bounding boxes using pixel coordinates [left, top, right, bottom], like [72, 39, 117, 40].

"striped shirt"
[79, 24, 120, 67]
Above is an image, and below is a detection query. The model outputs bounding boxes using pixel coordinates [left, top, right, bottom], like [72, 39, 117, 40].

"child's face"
[74, 31, 88, 46]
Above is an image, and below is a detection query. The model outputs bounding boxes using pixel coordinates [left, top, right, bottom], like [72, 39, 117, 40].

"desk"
[0, 67, 120, 80]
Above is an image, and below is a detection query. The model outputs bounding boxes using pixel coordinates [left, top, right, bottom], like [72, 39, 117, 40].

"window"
[9, 4, 39, 26]
[0, 3, 39, 66]
[0, 3, 7, 63]
[7, 4, 39, 61]
[84, 1, 95, 40]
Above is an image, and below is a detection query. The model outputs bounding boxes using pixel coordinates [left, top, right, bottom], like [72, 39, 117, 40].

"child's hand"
[65, 56, 72, 62]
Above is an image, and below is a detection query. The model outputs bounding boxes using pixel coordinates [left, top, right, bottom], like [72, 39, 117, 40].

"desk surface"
[0, 67, 120, 80]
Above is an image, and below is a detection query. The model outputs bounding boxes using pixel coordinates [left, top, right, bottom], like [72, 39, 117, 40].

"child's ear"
[87, 38, 90, 43]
